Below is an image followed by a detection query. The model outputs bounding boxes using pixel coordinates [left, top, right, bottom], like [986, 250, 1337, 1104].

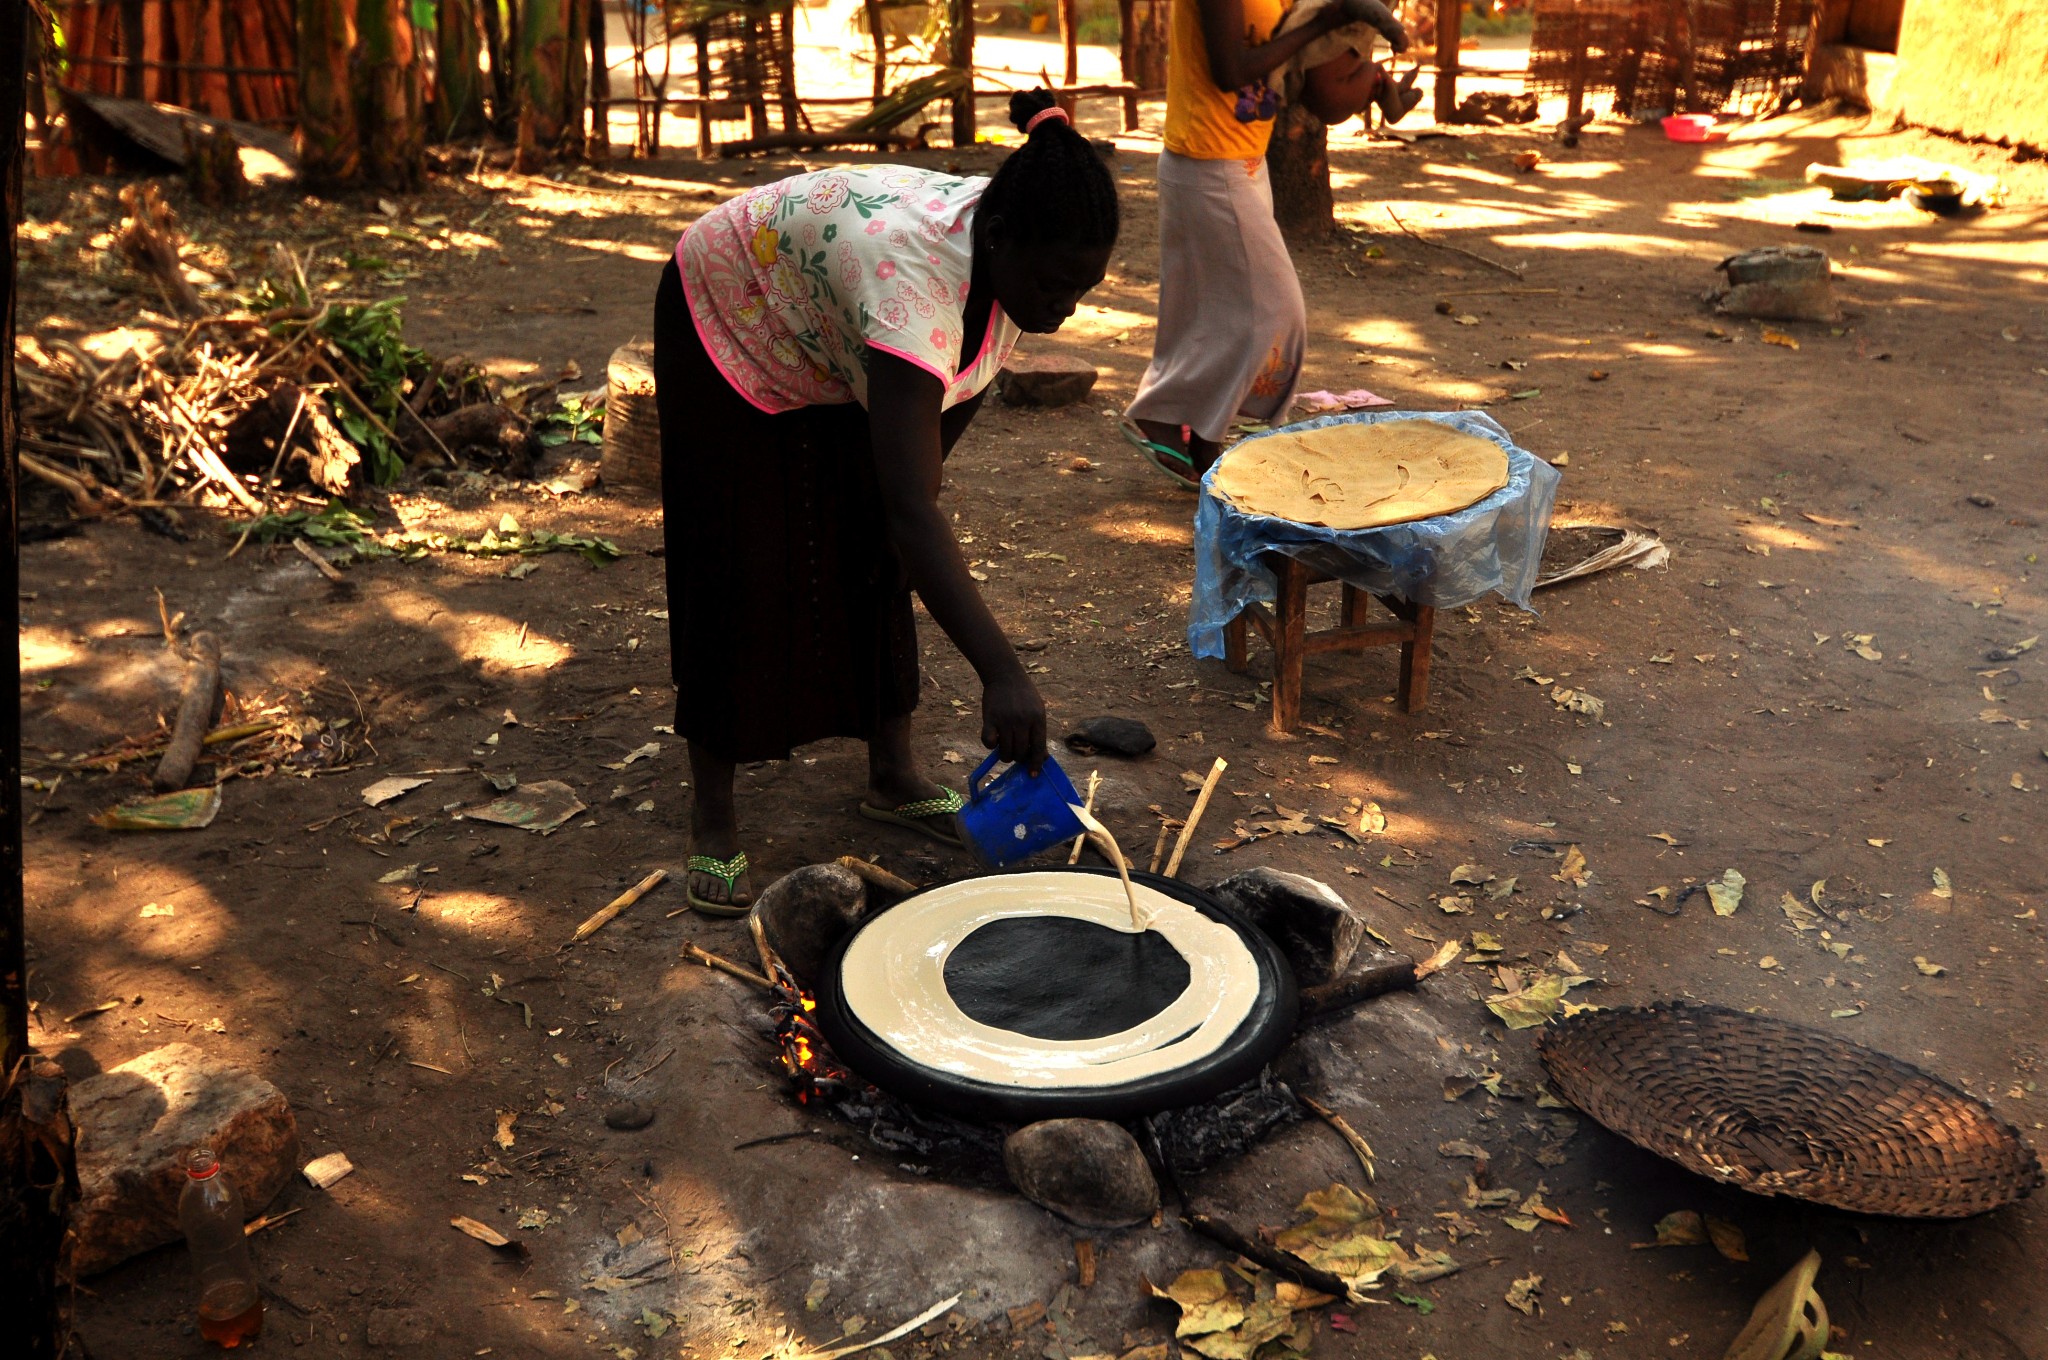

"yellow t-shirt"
[1163, 0, 1289, 161]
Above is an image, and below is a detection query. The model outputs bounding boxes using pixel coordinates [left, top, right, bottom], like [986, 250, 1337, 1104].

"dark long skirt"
[655, 257, 920, 763]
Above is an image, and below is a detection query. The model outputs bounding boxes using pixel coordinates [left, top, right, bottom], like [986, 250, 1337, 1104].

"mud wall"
[1891, 0, 2048, 150]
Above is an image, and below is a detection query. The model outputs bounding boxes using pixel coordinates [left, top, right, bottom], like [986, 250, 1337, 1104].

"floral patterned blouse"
[676, 166, 1020, 415]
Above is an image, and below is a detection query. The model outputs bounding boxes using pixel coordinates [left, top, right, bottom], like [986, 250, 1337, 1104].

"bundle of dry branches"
[15, 186, 549, 530]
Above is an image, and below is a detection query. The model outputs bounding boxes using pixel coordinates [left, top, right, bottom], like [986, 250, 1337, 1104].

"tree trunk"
[949, 0, 975, 146]
[480, 0, 514, 127]
[585, 0, 608, 156]
[298, 0, 360, 186]
[4, 6, 81, 1355]
[562, 0, 590, 153]
[1267, 100, 1334, 241]
[518, 0, 570, 147]
[436, 0, 488, 139]
[357, 0, 426, 191]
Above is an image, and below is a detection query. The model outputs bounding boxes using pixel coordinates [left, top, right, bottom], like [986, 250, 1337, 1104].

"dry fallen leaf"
[493, 1110, 518, 1151]
[1553, 845, 1591, 888]
[1505, 1273, 1543, 1315]
[1707, 869, 1747, 916]
[1931, 868, 1953, 899]
[451, 1216, 527, 1256]
[1913, 956, 1947, 977]
[1707, 1217, 1749, 1262]
[1760, 328, 1800, 350]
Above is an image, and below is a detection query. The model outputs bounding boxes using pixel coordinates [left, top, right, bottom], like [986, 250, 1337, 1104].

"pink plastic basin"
[1661, 114, 1726, 143]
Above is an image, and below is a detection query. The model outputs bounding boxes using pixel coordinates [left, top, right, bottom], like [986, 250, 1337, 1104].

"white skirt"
[1126, 150, 1307, 444]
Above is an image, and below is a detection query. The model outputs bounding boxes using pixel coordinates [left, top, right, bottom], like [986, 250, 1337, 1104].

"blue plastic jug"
[957, 752, 1086, 868]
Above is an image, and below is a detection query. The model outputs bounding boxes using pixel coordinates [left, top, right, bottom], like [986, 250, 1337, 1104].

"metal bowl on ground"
[1537, 1001, 2044, 1218]
[814, 867, 1299, 1123]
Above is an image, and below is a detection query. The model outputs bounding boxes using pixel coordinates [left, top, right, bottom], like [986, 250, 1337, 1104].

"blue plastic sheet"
[1189, 410, 1560, 661]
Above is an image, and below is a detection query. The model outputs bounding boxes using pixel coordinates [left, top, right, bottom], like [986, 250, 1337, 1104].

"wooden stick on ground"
[291, 536, 346, 582]
[835, 855, 921, 896]
[747, 910, 786, 987]
[1300, 1094, 1377, 1183]
[1181, 1212, 1374, 1307]
[570, 868, 668, 943]
[1385, 206, 1525, 279]
[1295, 958, 1420, 1022]
[1065, 768, 1101, 864]
[152, 632, 223, 792]
[683, 943, 772, 991]
[1164, 757, 1227, 878]
[1147, 819, 1175, 875]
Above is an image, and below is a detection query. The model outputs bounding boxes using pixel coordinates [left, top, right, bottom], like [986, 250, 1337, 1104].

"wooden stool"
[1222, 554, 1436, 734]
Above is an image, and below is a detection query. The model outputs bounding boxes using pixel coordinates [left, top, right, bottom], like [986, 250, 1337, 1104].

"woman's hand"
[981, 673, 1048, 772]
[1335, 0, 1408, 52]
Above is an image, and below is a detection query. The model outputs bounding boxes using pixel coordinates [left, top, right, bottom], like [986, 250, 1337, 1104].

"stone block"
[70, 1043, 298, 1275]
[753, 862, 868, 988]
[1003, 1119, 1159, 1229]
[997, 354, 1099, 408]
[1205, 867, 1366, 988]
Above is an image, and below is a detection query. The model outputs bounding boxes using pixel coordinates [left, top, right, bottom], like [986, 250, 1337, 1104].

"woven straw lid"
[1537, 1002, 2044, 1218]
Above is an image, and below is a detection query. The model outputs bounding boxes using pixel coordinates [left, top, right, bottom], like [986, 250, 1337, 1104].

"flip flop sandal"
[1118, 418, 1201, 492]
[685, 850, 753, 918]
[857, 788, 966, 848]
[1722, 1249, 1829, 1360]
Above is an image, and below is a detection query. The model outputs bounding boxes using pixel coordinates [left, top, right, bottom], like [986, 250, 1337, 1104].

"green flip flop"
[857, 788, 966, 848]
[685, 850, 753, 918]
[1118, 418, 1201, 492]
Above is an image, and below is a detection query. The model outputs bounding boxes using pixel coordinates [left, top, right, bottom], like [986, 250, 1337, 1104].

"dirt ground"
[15, 85, 2048, 1360]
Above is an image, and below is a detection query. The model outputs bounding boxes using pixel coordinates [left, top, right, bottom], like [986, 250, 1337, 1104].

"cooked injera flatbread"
[1213, 420, 1511, 529]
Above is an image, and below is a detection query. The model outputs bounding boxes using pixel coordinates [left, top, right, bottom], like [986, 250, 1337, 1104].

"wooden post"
[117, 0, 144, 97]
[4, 0, 28, 1160]
[1565, 0, 1586, 131]
[436, 0, 487, 139]
[1396, 602, 1434, 712]
[139, 0, 164, 99]
[743, 11, 768, 139]
[866, 0, 886, 100]
[298, 0, 360, 186]
[562, 0, 590, 153]
[357, 0, 425, 189]
[1115, 0, 1138, 129]
[1059, 0, 1078, 86]
[949, 0, 974, 146]
[479, 0, 513, 120]
[3, 10, 81, 1353]
[518, 0, 571, 145]
[773, 4, 799, 134]
[586, 0, 608, 156]
[694, 23, 713, 158]
[1270, 557, 1308, 735]
[1432, 0, 1460, 124]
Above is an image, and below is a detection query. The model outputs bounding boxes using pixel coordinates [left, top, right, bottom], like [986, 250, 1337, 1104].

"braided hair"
[978, 90, 1120, 250]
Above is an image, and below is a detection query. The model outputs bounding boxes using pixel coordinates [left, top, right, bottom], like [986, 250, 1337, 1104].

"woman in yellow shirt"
[1125, 0, 1407, 487]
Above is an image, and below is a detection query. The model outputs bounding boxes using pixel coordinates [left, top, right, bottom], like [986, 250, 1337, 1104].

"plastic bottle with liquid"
[178, 1148, 264, 1347]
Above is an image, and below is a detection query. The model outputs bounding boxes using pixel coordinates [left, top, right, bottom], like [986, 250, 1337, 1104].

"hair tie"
[1025, 105, 1071, 134]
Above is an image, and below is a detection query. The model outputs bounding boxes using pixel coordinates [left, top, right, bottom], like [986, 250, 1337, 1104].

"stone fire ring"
[814, 867, 1299, 1122]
